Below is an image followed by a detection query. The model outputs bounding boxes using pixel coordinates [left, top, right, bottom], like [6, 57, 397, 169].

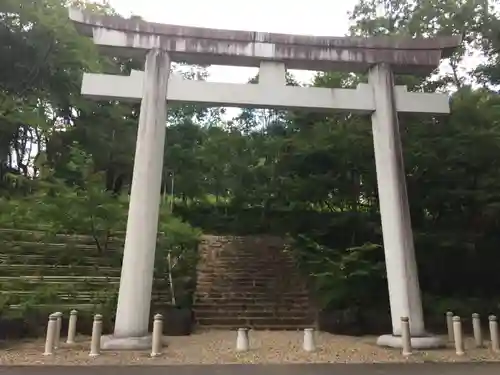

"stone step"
[0, 290, 171, 304]
[193, 302, 311, 311]
[197, 272, 304, 282]
[0, 228, 124, 245]
[197, 266, 297, 274]
[196, 281, 308, 290]
[0, 290, 169, 297]
[8, 303, 97, 311]
[194, 310, 312, 318]
[0, 264, 167, 278]
[195, 300, 310, 307]
[7, 301, 170, 311]
[196, 316, 314, 327]
[3, 240, 120, 251]
[196, 289, 309, 297]
[196, 273, 298, 281]
[195, 304, 311, 311]
[196, 324, 313, 330]
[202, 255, 294, 260]
[195, 291, 310, 299]
[199, 254, 293, 259]
[196, 280, 305, 287]
[199, 257, 295, 264]
[0, 276, 170, 290]
[197, 273, 304, 281]
[203, 251, 291, 257]
[198, 267, 297, 274]
[0, 254, 121, 267]
[195, 291, 309, 297]
[0, 264, 122, 277]
[0, 275, 120, 282]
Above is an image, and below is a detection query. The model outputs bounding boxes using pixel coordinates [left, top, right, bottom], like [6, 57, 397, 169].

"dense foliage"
[1, 0, 500, 330]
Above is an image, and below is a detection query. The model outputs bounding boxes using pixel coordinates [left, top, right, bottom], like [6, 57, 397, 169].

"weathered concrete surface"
[109, 49, 170, 345]
[369, 63, 424, 343]
[80, 67, 451, 114]
[69, 9, 461, 74]
[2, 364, 500, 375]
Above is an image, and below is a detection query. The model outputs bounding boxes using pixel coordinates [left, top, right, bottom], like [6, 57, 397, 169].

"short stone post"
[472, 313, 483, 348]
[446, 311, 454, 342]
[236, 328, 249, 352]
[66, 310, 78, 344]
[489, 315, 499, 352]
[453, 316, 465, 356]
[401, 317, 412, 356]
[303, 328, 316, 352]
[43, 314, 57, 356]
[53, 312, 63, 349]
[151, 314, 163, 357]
[89, 314, 103, 357]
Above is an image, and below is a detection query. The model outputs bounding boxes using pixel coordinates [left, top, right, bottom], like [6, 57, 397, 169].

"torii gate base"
[69, 9, 460, 350]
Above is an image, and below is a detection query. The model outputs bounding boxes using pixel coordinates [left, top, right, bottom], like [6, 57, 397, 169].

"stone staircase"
[0, 228, 172, 312]
[194, 235, 316, 330]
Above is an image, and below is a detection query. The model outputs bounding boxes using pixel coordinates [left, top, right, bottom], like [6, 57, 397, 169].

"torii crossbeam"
[69, 8, 461, 350]
[81, 66, 450, 113]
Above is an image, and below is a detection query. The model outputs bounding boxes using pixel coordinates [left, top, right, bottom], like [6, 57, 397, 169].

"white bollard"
[453, 316, 465, 356]
[89, 314, 103, 357]
[43, 314, 57, 356]
[66, 310, 78, 344]
[446, 311, 454, 342]
[472, 313, 483, 348]
[53, 312, 62, 349]
[236, 328, 249, 352]
[151, 313, 163, 357]
[401, 317, 412, 356]
[489, 315, 499, 353]
[303, 328, 316, 352]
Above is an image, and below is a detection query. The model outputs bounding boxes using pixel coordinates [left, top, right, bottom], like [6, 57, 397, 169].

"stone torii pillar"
[369, 63, 428, 348]
[69, 8, 460, 349]
[110, 48, 171, 349]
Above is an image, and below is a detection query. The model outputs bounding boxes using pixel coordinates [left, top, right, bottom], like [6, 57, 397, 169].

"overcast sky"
[105, 0, 359, 84]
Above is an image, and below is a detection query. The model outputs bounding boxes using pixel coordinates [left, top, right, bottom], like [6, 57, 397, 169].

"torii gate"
[69, 8, 460, 350]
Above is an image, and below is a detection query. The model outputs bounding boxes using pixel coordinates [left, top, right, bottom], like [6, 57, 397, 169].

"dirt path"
[1, 363, 500, 375]
[1, 331, 499, 365]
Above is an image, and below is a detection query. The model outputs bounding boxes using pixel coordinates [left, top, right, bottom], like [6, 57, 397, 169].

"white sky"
[104, 0, 358, 84]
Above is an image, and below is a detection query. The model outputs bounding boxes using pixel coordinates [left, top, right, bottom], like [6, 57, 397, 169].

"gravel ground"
[1, 330, 499, 365]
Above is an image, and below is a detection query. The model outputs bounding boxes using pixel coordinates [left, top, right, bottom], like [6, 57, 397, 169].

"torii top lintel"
[69, 9, 460, 74]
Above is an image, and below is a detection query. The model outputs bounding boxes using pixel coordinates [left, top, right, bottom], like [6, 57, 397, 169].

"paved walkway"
[0, 363, 500, 375]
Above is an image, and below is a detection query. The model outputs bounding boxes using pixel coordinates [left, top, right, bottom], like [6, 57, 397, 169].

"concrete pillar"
[446, 311, 454, 342]
[103, 49, 171, 350]
[89, 314, 103, 357]
[472, 313, 483, 347]
[66, 309, 78, 344]
[489, 315, 499, 352]
[43, 314, 57, 356]
[236, 328, 249, 351]
[303, 328, 316, 352]
[53, 312, 62, 349]
[453, 316, 465, 355]
[150, 314, 163, 357]
[401, 317, 412, 356]
[370, 64, 442, 349]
